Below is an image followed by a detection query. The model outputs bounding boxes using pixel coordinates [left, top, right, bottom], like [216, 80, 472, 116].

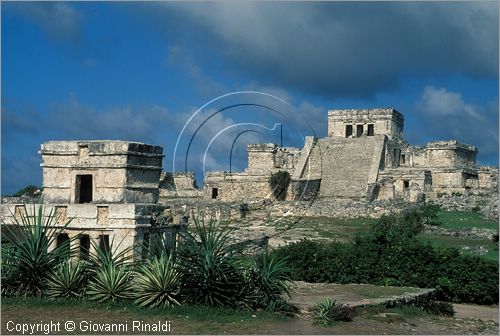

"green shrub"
[134, 254, 181, 308]
[177, 218, 247, 307]
[13, 185, 41, 197]
[273, 212, 499, 305]
[46, 260, 87, 300]
[269, 171, 291, 200]
[422, 300, 455, 316]
[310, 298, 355, 325]
[1, 206, 77, 297]
[272, 238, 351, 283]
[420, 201, 442, 226]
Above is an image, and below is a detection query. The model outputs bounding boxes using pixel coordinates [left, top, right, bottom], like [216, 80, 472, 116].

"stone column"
[89, 232, 101, 257]
[68, 232, 80, 260]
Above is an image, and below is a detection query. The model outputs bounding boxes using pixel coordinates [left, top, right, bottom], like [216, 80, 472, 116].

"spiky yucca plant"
[134, 254, 181, 308]
[87, 262, 134, 303]
[177, 218, 247, 307]
[87, 237, 133, 271]
[1, 206, 76, 296]
[85, 237, 135, 303]
[311, 298, 355, 326]
[46, 260, 87, 299]
[245, 252, 292, 310]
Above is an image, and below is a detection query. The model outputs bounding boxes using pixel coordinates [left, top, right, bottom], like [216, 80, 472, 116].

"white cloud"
[419, 86, 484, 120]
[14, 2, 81, 45]
[414, 86, 498, 165]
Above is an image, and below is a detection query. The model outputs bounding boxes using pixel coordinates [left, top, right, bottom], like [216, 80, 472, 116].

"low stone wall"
[430, 191, 499, 220]
[350, 288, 435, 310]
[423, 225, 497, 240]
[1, 196, 40, 204]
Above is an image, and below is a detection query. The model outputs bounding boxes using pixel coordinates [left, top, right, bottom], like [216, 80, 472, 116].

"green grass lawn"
[419, 234, 499, 262]
[272, 211, 498, 261]
[423, 210, 499, 262]
[273, 216, 376, 241]
[436, 211, 498, 230]
[1, 297, 288, 335]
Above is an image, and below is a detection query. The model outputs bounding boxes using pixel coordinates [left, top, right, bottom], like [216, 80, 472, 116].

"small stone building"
[2, 140, 179, 260]
[204, 144, 303, 201]
[201, 108, 497, 202]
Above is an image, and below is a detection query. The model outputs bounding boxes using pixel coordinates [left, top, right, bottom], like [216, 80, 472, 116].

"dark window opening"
[401, 154, 406, 164]
[403, 180, 410, 190]
[99, 235, 110, 253]
[211, 188, 218, 199]
[75, 175, 93, 203]
[141, 233, 150, 260]
[367, 124, 374, 136]
[56, 233, 70, 258]
[356, 125, 363, 137]
[79, 234, 90, 260]
[345, 125, 353, 138]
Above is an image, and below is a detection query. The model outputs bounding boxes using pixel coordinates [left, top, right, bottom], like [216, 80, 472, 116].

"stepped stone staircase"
[304, 135, 386, 199]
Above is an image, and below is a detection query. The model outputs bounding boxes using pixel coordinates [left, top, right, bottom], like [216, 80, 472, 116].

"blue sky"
[2, 1, 499, 194]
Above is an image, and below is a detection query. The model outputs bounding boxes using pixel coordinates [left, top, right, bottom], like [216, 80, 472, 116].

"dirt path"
[453, 303, 499, 323]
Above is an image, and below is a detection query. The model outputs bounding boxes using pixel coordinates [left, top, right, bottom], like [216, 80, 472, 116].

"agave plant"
[134, 254, 181, 308]
[85, 237, 135, 303]
[1, 244, 21, 296]
[87, 236, 133, 271]
[46, 260, 87, 299]
[244, 252, 292, 310]
[145, 231, 177, 260]
[311, 298, 355, 326]
[1, 206, 77, 296]
[176, 217, 247, 307]
[86, 262, 134, 303]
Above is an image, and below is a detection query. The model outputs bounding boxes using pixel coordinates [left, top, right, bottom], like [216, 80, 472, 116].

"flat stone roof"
[40, 140, 163, 155]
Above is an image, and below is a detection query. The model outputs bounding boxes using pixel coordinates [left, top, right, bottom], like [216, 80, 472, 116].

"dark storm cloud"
[136, 1, 498, 98]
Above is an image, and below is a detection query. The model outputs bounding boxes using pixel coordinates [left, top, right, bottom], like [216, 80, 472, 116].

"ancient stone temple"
[2, 140, 179, 259]
[200, 108, 497, 202]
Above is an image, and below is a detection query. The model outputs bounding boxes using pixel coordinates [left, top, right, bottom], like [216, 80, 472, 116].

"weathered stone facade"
[2, 140, 182, 260]
[197, 108, 497, 203]
[159, 172, 204, 198]
[203, 144, 302, 202]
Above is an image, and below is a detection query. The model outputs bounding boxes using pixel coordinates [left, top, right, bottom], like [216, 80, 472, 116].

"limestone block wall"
[204, 172, 272, 202]
[290, 179, 321, 201]
[1, 203, 178, 260]
[173, 173, 197, 190]
[478, 166, 499, 190]
[430, 169, 474, 193]
[377, 168, 431, 201]
[245, 144, 301, 175]
[408, 146, 427, 167]
[327, 108, 404, 140]
[425, 141, 477, 168]
[159, 172, 198, 193]
[40, 141, 163, 204]
[246, 144, 277, 174]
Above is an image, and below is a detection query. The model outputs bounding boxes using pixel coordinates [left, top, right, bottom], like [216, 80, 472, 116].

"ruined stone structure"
[1, 140, 181, 259]
[204, 144, 304, 201]
[159, 172, 204, 198]
[199, 108, 497, 202]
